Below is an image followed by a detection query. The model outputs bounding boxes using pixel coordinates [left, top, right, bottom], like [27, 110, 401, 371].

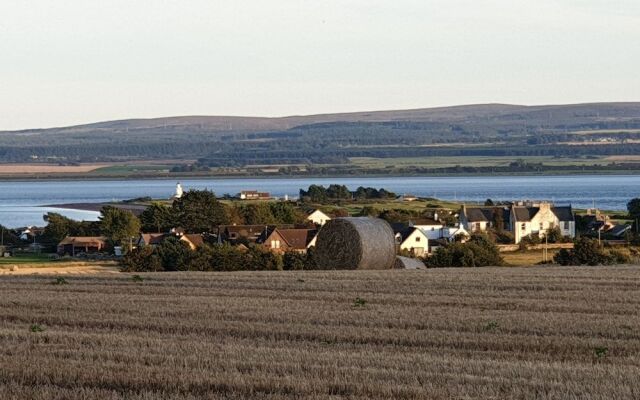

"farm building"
[238, 190, 271, 200]
[57, 236, 108, 256]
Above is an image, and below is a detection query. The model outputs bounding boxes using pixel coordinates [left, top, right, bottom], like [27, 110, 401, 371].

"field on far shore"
[1, 267, 639, 399]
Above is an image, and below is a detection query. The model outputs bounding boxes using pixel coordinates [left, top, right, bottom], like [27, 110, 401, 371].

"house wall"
[308, 211, 330, 226]
[399, 230, 428, 256]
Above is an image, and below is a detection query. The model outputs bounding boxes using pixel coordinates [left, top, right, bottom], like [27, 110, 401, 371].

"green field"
[0, 253, 54, 265]
[90, 164, 173, 176]
[349, 155, 629, 169]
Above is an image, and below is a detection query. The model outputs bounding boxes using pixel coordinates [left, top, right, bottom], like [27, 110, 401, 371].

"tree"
[172, 190, 229, 233]
[156, 236, 193, 271]
[627, 198, 640, 231]
[99, 206, 141, 250]
[41, 212, 100, 249]
[139, 202, 175, 233]
[270, 202, 304, 224]
[241, 203, 276, 225]
[492, 208, 504, 231]
[628, 198, 640, 219]
[326, 184, 351, 200]
[41, 213, 73, 246]
[484, 198, 495, 206]
[301, 185, 327, 203]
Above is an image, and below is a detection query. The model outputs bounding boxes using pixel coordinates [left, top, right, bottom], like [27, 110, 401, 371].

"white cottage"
[307, 209, 331, 226]
[394, 227, 429, 257]
[510, 202, 575, 244]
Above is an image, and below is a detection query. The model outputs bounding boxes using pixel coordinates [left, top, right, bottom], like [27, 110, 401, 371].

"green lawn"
[0, 253, 55, 265]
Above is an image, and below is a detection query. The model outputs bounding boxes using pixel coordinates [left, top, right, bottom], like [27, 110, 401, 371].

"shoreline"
[45, 203, 147, 215]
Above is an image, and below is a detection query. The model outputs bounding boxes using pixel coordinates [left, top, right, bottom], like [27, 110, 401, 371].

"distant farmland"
[1, 267, 640, 399]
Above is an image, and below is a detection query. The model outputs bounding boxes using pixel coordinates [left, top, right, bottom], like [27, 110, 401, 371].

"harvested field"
[1, 266, 640, 399]
[0, 163, 108, 174]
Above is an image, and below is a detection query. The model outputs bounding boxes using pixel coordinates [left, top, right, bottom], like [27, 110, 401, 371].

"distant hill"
[7, 102, 640, 135]
[1, 102, 639, 167]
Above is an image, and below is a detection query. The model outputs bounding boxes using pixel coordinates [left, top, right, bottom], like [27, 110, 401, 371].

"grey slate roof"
[394, 226, 422, 242]
[609, 224, 631, 237]
[464, 207, 510, 224]
[464, 207, 494, 222]
[511, 205, 573, 222]
[552, 206, 573, 222]
[512, 207, 539, 222]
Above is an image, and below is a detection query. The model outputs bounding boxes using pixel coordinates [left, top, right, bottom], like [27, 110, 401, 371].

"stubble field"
[1, 266, 639, 399]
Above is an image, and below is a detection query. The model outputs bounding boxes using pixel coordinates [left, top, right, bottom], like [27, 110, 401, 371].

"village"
[1, 183, 636, 270]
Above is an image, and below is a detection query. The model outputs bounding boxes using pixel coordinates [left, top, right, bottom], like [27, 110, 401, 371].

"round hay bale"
[314, 217, 396, 270]
[394, 256, 426, 270]
[9, 265, 19, 272]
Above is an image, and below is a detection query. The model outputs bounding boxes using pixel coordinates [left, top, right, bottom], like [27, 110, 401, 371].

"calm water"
[1, 175, 638, 228]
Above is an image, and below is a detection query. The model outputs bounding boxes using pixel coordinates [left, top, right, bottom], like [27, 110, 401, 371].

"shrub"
[283, 251, 308, 270]
[122, 246, 163, 272]
[487, 229, 514, 244]
[519, 234, 542, 250]
[554, 237, 631, 266]
[425, 234, 503, 268]
[545, 227, 564, 243]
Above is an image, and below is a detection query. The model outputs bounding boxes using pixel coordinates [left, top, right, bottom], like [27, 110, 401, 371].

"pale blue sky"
[1, 0, 639, 130]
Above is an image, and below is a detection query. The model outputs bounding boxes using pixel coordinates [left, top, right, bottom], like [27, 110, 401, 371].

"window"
[415, 236, 421, 242]
[540, 223, 544, 230]
[521, 223, 526, 231]
[271, 240, 280, 249]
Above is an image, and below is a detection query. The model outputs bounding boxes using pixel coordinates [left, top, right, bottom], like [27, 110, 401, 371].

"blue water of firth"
[0, 175, 638, 228]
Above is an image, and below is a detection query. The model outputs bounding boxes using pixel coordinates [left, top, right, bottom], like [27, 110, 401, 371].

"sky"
[1, 0, 639, 130]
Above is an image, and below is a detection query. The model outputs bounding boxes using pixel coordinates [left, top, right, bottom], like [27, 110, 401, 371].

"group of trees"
[41, 207, 140, 251]
[122, 238, 317, 272]
[299, 185, 396, 203]
[139, 192, 306, 233]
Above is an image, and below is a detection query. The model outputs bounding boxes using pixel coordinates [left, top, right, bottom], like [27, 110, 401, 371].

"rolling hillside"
[1, 102, 640, 176]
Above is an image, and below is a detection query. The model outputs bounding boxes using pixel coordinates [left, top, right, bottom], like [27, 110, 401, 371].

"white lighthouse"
[173, 182, 184, 199]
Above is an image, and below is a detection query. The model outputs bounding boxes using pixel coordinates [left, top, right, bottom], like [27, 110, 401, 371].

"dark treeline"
[2, 110, 640, 164]
[299, 185, 396, 202]
[122, 239, 318, 272]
